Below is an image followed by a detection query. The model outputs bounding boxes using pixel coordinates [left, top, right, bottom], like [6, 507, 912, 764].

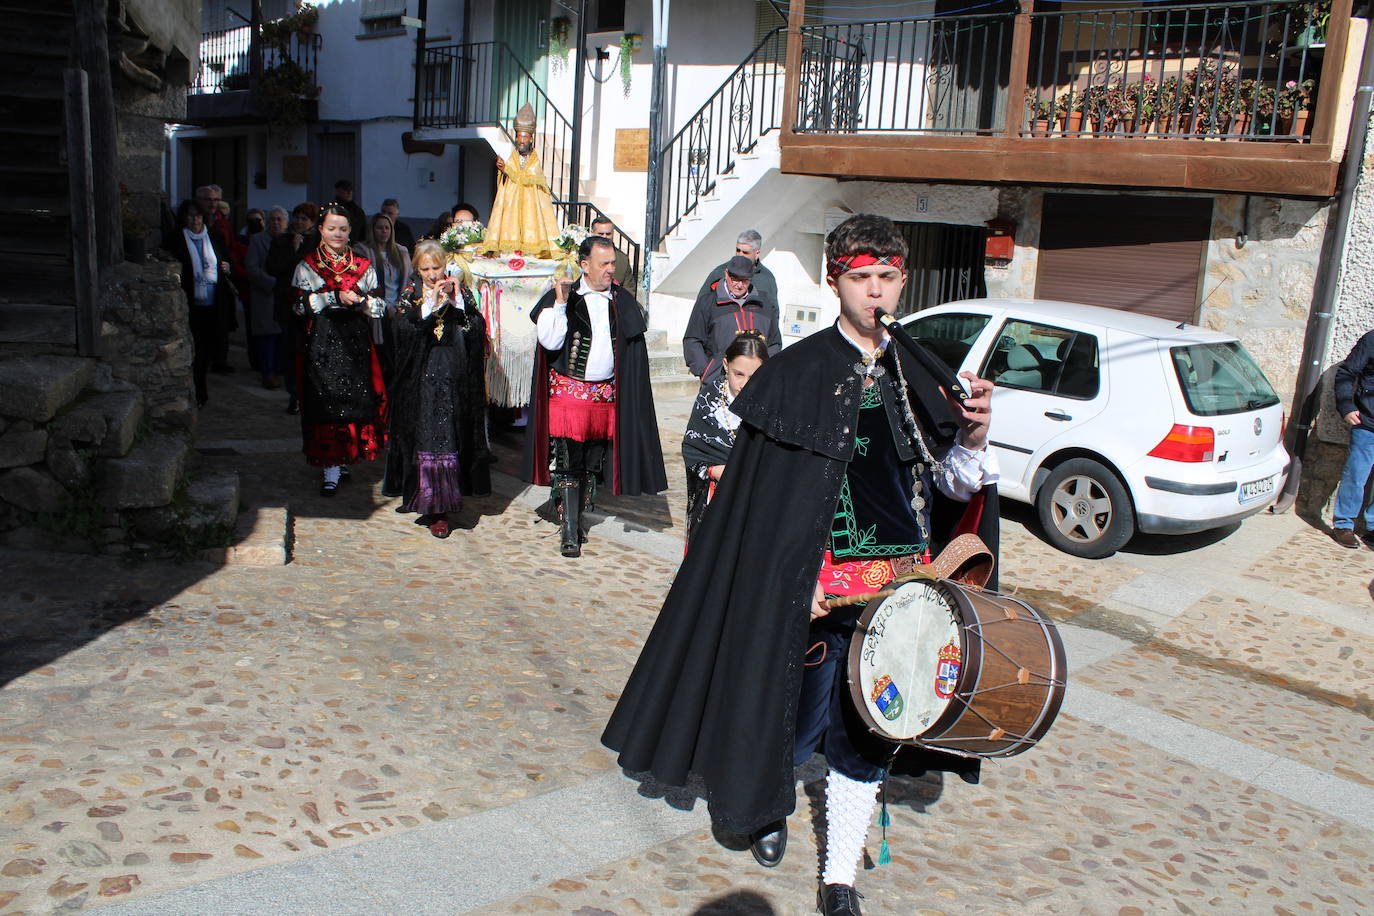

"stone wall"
[99, 259, 197, 434]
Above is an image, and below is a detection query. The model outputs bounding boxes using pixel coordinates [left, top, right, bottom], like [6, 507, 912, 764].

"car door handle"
[1044, 410, 1073, 421]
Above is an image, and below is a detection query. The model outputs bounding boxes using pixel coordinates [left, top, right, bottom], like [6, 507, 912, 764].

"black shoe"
[211, 363, 236, 375]
[320, 479, 339, 497]
[817, 883, 862, 916]
[749, 820, 787, 868]
[1333, 528, 1359, 548]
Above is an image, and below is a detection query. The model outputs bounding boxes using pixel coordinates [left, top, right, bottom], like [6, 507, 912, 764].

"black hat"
[724, 255, 755, 279]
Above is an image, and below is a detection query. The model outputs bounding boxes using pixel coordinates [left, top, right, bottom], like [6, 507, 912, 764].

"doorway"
[894, 220, 988, 318]
[310, 130, 358, 210]
[189, 136, 247, 231]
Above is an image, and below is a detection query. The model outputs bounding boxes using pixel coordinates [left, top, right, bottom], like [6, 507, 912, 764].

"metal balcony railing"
[795, 14, 1015, 135]
[190, 25, 321, 97]
[794, 1, 1328, 142]
[1025, 1, 1325, 140]
[657, 27, 787, 243]
[559, 200, 642, 290]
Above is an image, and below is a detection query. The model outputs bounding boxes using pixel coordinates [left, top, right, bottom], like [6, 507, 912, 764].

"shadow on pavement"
[693, 891, 777, 915]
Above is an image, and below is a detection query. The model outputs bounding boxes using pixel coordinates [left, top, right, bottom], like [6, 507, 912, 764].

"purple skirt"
[402, 451, 463, 514]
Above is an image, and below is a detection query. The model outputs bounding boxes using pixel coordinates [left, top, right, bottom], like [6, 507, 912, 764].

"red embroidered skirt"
[548, 370, 616, 441]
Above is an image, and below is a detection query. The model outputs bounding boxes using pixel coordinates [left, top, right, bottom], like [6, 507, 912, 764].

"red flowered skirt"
[818, 549, 932, 599]
[548, 370, 616, 442]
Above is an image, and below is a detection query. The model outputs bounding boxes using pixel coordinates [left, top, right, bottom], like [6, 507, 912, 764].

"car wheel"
[1035, 458, 1135, 559]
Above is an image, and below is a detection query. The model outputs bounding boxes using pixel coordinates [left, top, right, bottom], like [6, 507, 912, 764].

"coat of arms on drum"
[870, 674, 905, 721]
[934, 642, 962, 699]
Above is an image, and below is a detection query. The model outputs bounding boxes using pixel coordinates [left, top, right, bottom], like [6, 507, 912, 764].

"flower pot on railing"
[1228, 112, 1252, 140]
[1029, 118, 1053, 138]
[1280, 110, 1312, 141]
[1059, 111, 1086, 137]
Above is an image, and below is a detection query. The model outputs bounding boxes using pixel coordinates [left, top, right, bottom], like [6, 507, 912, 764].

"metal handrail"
[557, 200, 642, 290]
[656, 26, 787, 245]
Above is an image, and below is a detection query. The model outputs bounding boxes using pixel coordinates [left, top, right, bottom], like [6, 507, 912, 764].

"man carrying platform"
[602, 214, 1000, 915]
[521, 236, 666, 557]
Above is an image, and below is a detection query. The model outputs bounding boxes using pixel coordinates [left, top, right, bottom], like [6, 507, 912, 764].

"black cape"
[601, 326, 1000, 834]
[520, 284, 668, 496]
[382, 279, 492, 500]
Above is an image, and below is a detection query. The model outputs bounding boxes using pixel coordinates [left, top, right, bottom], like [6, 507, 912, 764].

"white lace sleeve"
[933, 442, 1000, 502]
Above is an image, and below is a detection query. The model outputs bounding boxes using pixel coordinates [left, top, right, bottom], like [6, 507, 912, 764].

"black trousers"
[551, 437, 609, 481]
[188, 306, 219, 404]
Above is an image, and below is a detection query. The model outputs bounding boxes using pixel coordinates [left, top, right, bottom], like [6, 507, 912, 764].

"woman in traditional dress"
[681, 330, 769, 543]
[291, 203, 389, 496]
[382, 240, 492, 538]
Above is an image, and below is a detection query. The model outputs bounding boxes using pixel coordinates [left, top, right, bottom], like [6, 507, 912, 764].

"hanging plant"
[549, 17, 571, 74]
[619, 33, 640, 97]
[259, 59, 320, 129]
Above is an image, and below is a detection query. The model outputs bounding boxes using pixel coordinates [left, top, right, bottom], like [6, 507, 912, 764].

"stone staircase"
[645, 328, 698, 400]
[0, 355, 240, 556]
[0, 0, 80, 349]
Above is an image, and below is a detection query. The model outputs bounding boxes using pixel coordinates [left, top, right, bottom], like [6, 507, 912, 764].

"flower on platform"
[509, 255, 526, 271]
[555, 224, 589, 251]
[440, 220, 485, 251]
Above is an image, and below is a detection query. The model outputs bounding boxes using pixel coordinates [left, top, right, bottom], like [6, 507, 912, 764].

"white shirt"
[536, 279, 616, 381]
[835, 321, 999, 502]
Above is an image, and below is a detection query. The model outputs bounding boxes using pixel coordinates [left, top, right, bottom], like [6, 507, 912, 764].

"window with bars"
[360, 0, 406, 33]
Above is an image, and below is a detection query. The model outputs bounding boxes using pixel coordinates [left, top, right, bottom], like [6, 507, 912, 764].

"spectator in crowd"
[172, 199, 233, 408]
[380, 198, 415, 252]
[238, 207, 265, 244]
[358, 212, 411, 306]
[1332, 328, 1374, 547]
[697, 229, 779, 318]
[209, 198, 247, 371]
[246, 205, 289, 390]
[267, 201, 321, 414]
[590, 216, 630, 286]
[426, 202, 481, 240]
[334, 179, 367, 243]
[683, 254, 781, 382]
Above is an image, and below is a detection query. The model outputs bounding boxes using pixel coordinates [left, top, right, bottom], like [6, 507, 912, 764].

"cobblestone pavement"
[2, 349, 1372, 915]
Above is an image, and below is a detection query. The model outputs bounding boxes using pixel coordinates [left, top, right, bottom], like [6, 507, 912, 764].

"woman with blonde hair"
[358, 212, 410, 304]
[382, 239, 491, 538]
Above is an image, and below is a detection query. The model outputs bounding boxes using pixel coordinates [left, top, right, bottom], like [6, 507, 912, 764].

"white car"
[903, 299, 1289, 558]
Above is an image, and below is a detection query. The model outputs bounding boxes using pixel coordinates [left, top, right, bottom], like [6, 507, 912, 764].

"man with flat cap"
[683, 253, 782, 382]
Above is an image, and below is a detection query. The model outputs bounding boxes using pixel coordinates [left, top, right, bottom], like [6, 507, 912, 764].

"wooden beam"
[780, 0, 807, 135]
[1002, 1, 1034, 137]
[1311, 0, 1354, 148]
[72, 0, 122, 270]
[779, 143, 1341, 197]
[65, 69, 100, 357]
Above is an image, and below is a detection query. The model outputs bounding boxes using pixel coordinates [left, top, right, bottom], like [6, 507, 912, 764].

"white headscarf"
[182, 227, 218, 305]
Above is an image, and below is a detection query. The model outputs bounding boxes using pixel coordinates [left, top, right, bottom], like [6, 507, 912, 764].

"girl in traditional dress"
[291, 203, 389, 496]
[382, 240, 492, 538]
[681, 330, 769, 542]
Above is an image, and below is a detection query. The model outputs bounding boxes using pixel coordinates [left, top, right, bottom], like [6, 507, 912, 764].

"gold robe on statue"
[482, 149, 560, 259]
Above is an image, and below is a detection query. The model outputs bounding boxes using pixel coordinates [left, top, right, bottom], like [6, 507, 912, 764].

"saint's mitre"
[514, 103, 537, 133]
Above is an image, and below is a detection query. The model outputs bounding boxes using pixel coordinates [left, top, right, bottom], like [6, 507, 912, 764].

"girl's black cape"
[601, 326, 999, 835]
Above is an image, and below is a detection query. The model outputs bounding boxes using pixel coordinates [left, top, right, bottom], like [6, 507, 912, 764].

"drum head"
[850, 580, 962, 742]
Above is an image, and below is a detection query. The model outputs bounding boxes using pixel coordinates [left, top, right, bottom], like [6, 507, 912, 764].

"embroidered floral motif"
[549, 370, 616, 403]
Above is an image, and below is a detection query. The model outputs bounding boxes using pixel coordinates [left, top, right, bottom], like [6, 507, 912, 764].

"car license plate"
[1239, 475, 1275, 503]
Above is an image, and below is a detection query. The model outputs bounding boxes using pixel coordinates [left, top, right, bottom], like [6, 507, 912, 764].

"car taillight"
[1149, 424, 1215, 462]
[1280, 411, 1286, 439]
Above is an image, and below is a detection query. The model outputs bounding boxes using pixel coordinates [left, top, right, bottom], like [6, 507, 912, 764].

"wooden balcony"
[779, 0, 1357, 197]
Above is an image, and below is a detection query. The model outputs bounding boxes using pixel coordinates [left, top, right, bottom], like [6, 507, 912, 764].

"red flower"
[509, 256, 526, 271]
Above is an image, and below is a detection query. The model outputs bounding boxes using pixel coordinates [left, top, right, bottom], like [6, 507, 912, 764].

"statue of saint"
[482, 103, 560, 259]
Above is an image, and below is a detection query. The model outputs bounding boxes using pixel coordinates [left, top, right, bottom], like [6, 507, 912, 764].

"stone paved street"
[2, 351, 1373, 915]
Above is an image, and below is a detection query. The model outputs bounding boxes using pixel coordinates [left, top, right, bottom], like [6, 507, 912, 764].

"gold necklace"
[316, 243, 356, 281]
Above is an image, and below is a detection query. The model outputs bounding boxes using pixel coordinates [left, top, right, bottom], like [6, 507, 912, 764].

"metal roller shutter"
[1035, 193, 1213, 324]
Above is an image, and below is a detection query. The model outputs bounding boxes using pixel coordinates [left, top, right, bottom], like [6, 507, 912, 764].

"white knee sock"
[821, 770, 881, 886]
[323, 466, 342, 485]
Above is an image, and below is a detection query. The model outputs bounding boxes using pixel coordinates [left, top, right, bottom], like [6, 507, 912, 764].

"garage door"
[1035, 194, 1213, 323]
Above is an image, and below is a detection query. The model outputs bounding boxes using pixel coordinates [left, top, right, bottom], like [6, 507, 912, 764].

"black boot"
[557, 478, 581, 557]
[749, 820, 787, 868]
[817, 883, 862, 916]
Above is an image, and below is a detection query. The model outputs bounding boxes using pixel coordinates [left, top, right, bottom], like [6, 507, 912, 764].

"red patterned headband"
[827, 252, 906, 280]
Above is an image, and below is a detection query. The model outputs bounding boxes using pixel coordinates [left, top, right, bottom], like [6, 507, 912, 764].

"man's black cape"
[601, 326, 999, 835]
[520, 284, 668, 495]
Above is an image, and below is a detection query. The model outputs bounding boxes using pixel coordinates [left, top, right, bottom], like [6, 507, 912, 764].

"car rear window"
[905, 312, 991, 372]
[1169, 342, 1279, 416]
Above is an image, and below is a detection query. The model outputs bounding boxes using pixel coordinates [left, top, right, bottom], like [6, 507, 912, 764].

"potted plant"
[549, 17, 571, 73]
[1228, 78, 1256, 139]
[1252, 83, 1277, 137]
[618, 33, 641, 97]
[1056, 89, 1086, 136]
[1296, 0, 1331, 48]
[259, 59, 320, 129]
[261, 3, 318, 52]
[1279, 78, 1315, 140]
[1080, 83, 1110, 134]
[1124, 75, 1156, 136]
[1025, 88, 1054, 137]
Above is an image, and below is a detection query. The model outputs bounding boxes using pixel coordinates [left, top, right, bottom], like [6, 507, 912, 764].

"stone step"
[648, 350, 688, 378]
[650, 374, 702, 399]
[201, 502, 292, 566]
[97, 434, 188, 509]
[49, 389, 144, 457]
[0, 355, 93, 421]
